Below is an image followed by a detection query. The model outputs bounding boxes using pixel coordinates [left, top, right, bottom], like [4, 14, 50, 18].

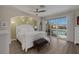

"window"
[48, 17, 67, 25]
[47, 17, 67, 38]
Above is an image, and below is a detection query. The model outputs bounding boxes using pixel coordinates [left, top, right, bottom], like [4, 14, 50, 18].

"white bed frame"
[16, 24, 50, 52]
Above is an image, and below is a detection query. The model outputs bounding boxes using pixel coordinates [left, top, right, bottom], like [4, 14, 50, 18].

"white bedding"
[16, 25, 50, 52]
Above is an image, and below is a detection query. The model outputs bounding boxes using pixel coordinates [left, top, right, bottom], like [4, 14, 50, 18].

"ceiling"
[12, 5, 79, 17]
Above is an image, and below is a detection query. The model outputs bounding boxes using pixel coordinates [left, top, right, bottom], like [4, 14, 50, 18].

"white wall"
[41, 17, 47, 31]
[66, 12, 75, 42]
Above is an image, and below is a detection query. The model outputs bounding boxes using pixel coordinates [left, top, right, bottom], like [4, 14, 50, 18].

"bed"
[16, 24, 50, 52]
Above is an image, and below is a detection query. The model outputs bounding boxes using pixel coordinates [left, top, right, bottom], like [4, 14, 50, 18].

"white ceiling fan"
[33, 5, 46, 15]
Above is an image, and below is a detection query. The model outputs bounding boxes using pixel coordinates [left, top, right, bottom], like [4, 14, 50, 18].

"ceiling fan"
[33, 5, 46, 15]
[34, 9, 46, 13]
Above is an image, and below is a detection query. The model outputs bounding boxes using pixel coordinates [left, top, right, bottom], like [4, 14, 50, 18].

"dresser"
[75, 27, 79, 44]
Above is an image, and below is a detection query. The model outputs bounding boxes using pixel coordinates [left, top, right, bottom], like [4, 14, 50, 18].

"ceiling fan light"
[36, 13, 38, 15]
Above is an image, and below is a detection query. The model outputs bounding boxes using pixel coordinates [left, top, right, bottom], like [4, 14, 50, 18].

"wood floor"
[9, 36, 79, 54]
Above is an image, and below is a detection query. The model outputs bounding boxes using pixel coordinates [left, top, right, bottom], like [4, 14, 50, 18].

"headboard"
[16, 24, 34, 35]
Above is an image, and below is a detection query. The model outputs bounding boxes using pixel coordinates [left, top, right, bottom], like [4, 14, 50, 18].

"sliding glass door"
[47, 17, 67, 39]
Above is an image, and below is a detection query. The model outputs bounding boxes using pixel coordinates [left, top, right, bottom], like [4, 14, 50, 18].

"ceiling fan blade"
[39, 10, 46, 12]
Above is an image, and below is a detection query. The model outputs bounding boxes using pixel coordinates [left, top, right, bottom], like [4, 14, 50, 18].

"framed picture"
[77, 16, 79, 25]
[0, 20, 8, 28]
